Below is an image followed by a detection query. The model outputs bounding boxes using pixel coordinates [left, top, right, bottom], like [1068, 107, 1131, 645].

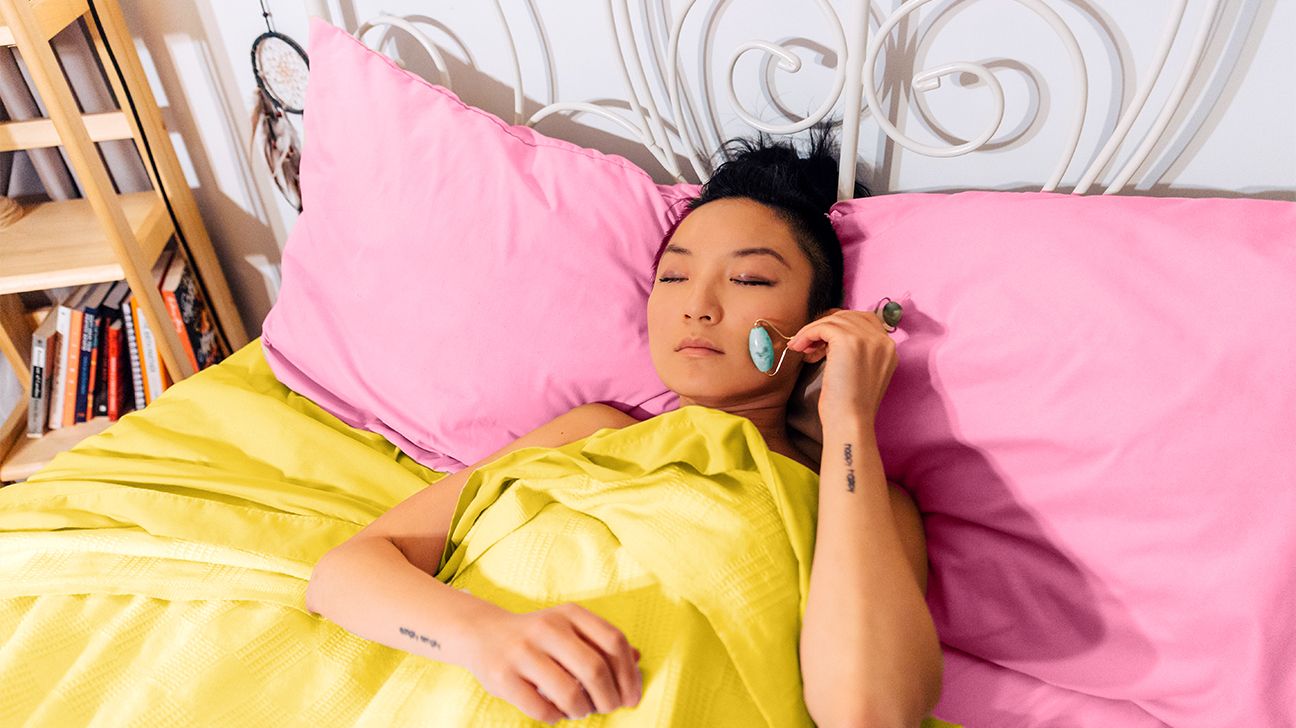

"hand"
[786, 307, 898, 428]
[463, 602, 643, 724]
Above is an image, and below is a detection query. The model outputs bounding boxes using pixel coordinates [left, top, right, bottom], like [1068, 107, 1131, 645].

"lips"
[676, 336, 723, 353]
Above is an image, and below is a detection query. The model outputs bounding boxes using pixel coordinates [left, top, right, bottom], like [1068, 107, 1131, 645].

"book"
[48, 286, 86, 432]
[106, 319, 128, 421]
[26, 310, 59, 437]
[132, 246, 176, 406]
[135, 306, 171, 405]
[120, 297, 146, 411]
[74, 281, 113, 424]
[92, 317, 109, 419]
[95, 281, 131, 418]
[160, 254, 200, 372]
[161, 252, 228, 372]
[60, 285, 91, 428]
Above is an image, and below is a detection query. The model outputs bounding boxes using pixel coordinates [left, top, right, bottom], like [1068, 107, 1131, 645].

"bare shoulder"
[566, 402, 640, 434]
[464, 403, 636, 470]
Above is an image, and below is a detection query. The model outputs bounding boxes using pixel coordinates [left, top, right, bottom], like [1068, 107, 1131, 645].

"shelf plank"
[0, 191, 174, 295]
[0, 0, 87, 46]
[0, 111, 134, 152]
[0, 409, 114, 484]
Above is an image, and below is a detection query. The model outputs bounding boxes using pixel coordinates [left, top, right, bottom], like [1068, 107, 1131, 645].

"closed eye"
[656, 276, 773, 287]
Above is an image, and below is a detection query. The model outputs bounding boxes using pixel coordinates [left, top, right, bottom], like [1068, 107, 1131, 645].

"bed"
[3, 2, 1293, 727]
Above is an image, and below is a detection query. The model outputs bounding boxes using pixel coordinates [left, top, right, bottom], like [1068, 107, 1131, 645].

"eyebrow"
[662, 244, 791, 269]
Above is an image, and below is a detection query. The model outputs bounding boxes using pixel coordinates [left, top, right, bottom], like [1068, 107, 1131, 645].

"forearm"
[304, 536, 504, 670]
[800, 416, 942, 727]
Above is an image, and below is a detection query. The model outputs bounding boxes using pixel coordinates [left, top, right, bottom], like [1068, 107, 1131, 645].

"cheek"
[646, 292, 668, 349]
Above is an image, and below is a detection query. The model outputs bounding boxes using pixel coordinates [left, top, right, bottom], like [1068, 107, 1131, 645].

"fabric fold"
[0, 339, 960, 727]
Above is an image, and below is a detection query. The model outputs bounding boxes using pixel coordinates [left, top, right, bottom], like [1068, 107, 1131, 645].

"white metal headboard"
[301, 0, 1225, 200]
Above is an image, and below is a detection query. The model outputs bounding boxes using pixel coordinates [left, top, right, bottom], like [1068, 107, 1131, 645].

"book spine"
[63, 310, 83, 428]
[107, 322, 121, 421]
[121, 301, 146, 410]
[174, 266, 218, 369]
[128, 295, 151, 403]
[26, 330, 51, 437]
[136, 301, 165, 404]
[162, 288, 199, 372]
[50, 305, 72, 431]
[94, 312, 111, 418]
[76, 310, 99, 424]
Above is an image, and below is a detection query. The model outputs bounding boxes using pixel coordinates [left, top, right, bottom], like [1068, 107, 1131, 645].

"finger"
[501, 671, 567, 724]
[787, 322, 821, 349]
[520, 650, 595, 720]
[632, 646, 643, 698]
[540, 620, 622, 714]
[789, 319, 844, 350]
[567, 606, 640, 707]
[799, 312, 888, 347]
[565, 606, 641, 707]
[863, 310, 890, 331]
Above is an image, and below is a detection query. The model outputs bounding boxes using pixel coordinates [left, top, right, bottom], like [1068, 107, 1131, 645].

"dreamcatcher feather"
[249, 0, 307, 212]
[250, 87, 302, 211]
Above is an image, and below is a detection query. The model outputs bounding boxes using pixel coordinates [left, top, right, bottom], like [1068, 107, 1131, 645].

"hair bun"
[701, 118, 867, 216]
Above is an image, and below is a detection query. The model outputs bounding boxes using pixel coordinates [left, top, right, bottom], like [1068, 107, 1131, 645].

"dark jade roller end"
[881, 300, 903, 328]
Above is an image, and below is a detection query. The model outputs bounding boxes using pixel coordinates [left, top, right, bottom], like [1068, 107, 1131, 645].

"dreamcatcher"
[249, 0, 308, 211]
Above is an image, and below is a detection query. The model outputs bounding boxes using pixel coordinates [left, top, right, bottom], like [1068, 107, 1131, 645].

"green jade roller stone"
[748, 301, 903, 373]
[748, 325, 776, 372]
[880, 300, 903, 328]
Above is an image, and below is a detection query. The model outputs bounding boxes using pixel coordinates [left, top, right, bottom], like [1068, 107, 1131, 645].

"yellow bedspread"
[0, 338, 960, 727]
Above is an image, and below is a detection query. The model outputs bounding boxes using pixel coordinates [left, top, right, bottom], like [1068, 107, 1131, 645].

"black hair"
[652, 117, 870, 320]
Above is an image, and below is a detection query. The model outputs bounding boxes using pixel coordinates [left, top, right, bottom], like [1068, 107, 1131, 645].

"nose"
[684, 286, 719, 322]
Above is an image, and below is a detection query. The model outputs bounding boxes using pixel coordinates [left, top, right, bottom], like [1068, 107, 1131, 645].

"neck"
[676, 393, 807, 466]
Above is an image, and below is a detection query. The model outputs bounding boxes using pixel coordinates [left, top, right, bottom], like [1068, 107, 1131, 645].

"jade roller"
[748, 297, 903, 377]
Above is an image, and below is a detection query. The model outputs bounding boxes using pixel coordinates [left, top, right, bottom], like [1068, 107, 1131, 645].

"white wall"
[2, 0, 1293, 420]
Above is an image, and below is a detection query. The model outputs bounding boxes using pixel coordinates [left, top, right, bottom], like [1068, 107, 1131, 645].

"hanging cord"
[258, 0, 275, 34]
[85, 0, 233, 362]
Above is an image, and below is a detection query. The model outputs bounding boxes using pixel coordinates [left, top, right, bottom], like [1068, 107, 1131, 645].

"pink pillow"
[827, 191, 1296, 727]
[261, 18, 680, 470]
[938, 648, 1168, 726]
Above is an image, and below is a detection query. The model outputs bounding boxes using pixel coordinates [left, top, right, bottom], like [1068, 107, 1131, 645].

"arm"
[303, 403, 637, 669]
[799, 414, 944, 728]
[304, 527, 500, 668]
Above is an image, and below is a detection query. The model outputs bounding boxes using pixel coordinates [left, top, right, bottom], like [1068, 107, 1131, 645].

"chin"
[662, 373, 757, 405]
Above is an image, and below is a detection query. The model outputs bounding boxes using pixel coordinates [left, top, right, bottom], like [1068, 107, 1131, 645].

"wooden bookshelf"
[0, 192, 173, 295]
[0, 0, 86, 47]
[1, 416, 114, 483]
[0, 0, 249, 484]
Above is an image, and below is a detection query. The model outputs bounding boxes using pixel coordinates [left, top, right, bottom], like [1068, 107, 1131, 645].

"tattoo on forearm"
[399, 625, 441, 650]
[843, 443, 855, 493]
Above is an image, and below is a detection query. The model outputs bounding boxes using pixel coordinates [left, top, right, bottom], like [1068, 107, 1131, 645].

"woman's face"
[647, 197, 819, 408]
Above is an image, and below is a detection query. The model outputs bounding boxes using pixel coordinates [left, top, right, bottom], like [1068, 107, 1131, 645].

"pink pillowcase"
[261, 18, 680, 471]
[827, 191, 1296, 727]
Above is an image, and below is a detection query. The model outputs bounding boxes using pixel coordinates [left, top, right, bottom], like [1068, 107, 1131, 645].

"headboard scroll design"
[304, 0, 1227, 199]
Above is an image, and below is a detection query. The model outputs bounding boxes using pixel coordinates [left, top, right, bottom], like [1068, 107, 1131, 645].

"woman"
[305, 121, 943, 726]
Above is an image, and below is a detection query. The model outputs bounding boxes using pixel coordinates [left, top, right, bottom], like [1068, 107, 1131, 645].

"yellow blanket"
[0, 338, 960, 727]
